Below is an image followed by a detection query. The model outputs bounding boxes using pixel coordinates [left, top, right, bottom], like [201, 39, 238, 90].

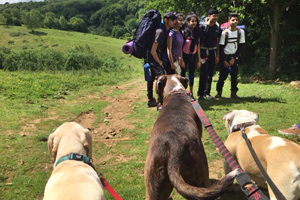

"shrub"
[2, 49, 64, 71]
[64, 49, 102, 70]
[100, 56, 123, 72]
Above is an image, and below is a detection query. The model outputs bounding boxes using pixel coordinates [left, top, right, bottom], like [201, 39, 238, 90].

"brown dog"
[223, 110, 300, 200]
[144, 75, 238, 200]
[44, 122, 105, 200]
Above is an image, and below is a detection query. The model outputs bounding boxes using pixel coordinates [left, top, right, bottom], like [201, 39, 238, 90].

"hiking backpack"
[131, 9, 162, 59]
[224, 28, 241, 46]
[220, 22, 244, 46]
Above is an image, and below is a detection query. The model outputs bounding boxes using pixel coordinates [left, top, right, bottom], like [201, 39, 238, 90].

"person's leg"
[163, 60, 175, 75]
[188, 54, 197, 95]
[197, 49, 207, 99]
[146, 66, 156, 107]
[204, 51, 216, 98]
[216, 60, 229, 98]
[230, 59, 239, 98]
[198, 59, 208, 98]
[181, 53, 188, 77]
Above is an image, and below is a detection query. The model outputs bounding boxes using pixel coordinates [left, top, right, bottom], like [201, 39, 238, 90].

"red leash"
[99, 175, 123, 200]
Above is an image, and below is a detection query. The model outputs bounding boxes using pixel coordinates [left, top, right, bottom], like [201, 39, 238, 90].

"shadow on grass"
[29, 31, 48, 36]
[199, 96, 285, 111]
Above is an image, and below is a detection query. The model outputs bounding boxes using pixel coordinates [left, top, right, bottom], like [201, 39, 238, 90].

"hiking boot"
[231, 92, 240, 99]
[204, 94, 214, 100]
[278, 123, 300, 136]
[215, 93, 222, 98]
[157, 103, 162, 111]
[189, 93, 196, 101]
[198, 95, 204, 100]
[147, 98, 157, 107]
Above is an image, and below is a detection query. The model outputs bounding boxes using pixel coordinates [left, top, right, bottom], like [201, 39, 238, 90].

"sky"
[0, 0, 44, 4]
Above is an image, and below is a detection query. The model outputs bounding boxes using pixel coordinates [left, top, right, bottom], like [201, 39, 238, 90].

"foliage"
[21, 9, 43, 32]
[0, 0, 299, 79]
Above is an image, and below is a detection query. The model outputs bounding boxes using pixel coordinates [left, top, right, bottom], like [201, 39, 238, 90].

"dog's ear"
[48, 133, 58, 163]
[252, 112, 259, 122]
[155, 75, 167, 97]
[80, 128, 92, 157]
[223, 110, 235, 121]
[176, 75, 188, 89]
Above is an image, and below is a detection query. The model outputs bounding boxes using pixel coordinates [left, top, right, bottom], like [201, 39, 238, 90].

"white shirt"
[219, 28, 245, 55]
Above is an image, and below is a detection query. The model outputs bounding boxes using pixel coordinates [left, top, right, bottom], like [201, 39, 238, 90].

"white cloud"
[0, 0, 44, 4]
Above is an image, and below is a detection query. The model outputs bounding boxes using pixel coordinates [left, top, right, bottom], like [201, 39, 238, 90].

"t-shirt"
[153, 26, 168, 60]
[219, 28, 245, 55]
[199, 22, 221, 48]
[169, 30, 184, 59]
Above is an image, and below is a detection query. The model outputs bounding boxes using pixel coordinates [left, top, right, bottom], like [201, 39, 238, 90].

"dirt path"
[73, 78, 147, 142]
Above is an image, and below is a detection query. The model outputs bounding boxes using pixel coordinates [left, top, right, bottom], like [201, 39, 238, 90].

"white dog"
[223, 110, 300, 200]
[44, 122, 105, 200]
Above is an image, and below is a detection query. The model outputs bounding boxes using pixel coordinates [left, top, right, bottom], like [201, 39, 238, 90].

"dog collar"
[231, 122, 257, 132]
[54, 153, 93, 168]
[167, 90, 187, 98]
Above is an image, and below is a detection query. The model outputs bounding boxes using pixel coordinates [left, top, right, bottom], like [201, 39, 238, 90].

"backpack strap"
[237, 28, 241, 44]
[224, 28, 241, 46]
[224, 29, 229, 47]
[170, 29, 176, 44]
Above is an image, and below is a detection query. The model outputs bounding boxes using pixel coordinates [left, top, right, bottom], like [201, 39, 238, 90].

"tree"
[0, 14, 7, 25]
[21, 9, 43, 32]
[70, 17, 88, 33]
[59, 15, 68, 30]
[44, 12, 57, 29]
[264, 0, 297, 78]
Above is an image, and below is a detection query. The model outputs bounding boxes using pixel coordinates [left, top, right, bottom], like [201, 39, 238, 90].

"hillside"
[0, 25, 141, 68]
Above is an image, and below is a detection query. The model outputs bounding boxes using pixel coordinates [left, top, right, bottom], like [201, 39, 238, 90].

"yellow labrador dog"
[223, 110, 300, 200]
[44, 122, 105, 200]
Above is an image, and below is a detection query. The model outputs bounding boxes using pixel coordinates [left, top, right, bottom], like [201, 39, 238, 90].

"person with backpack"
[146, 12, 177, 109]
[164, 12, 185, 75]
[197, 6, 222, 100]
[181, 12, 201, 98]
[215, 12, 245, 99]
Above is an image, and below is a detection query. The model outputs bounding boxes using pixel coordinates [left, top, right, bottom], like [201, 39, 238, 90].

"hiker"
[181, 12, 201, 98]
[215, 12, 245, 99]
[197, 6, 222, 100]
[146, 12, 177, 110]
[164, 12, 185, 75]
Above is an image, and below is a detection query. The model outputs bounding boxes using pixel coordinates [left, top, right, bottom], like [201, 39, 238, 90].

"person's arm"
[150, 42, 162, 66]
[167, 36, 175, 70]
[215, 37, 220, 64]
[197, 38, 201, 69]
[179, 50, 185, 68]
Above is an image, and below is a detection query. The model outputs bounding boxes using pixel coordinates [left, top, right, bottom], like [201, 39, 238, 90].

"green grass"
[1, 26, 300, 200]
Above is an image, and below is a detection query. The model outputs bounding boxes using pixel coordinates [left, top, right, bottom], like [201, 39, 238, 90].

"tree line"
[0, 0, 299, 80]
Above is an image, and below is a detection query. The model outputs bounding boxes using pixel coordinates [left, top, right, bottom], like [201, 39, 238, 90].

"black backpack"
[131, 9, 162, 59]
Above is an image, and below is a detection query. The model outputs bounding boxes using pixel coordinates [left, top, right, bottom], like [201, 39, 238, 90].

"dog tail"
[168, 151, 238, 200]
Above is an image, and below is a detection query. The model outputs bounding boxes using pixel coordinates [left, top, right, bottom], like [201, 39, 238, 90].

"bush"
[100, 56, 123, 72]
[64, 49, 101, 70]
[1, 46, 123, 73]
[2, 49, 64, 71]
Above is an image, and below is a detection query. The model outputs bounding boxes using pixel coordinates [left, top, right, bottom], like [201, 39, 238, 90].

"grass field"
[0, 26, 300, 200]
